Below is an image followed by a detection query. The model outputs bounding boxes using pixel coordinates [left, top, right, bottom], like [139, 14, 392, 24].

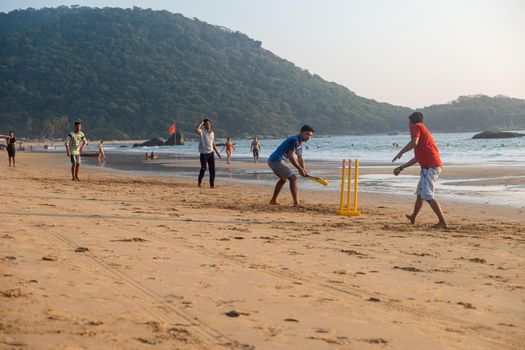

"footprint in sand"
[1, 288, 24, 298]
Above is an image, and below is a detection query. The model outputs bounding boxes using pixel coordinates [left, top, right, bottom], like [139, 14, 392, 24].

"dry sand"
[1, 152, 524, 349]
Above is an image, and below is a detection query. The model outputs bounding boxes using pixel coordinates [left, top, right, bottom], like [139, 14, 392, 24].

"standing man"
[195, 119, 221, 188]
[268, 125, 314, 207]
[65, 121, 87, 181]
[250, 137, 261, 163]
[6, 131, 16, 167]
[392, 112, 447, 228]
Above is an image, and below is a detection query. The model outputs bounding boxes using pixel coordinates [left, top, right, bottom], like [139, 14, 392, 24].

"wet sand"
[1, 152, 524, 349]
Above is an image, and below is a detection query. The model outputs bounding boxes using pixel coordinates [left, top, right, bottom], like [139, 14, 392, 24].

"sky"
[1, 0, 524, 108]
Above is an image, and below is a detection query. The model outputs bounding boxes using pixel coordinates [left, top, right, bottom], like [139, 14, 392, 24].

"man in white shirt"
[195, 119, 221, 188]
[65, 121, 87, 181]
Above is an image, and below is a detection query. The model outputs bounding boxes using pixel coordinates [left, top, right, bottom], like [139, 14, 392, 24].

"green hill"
[421, 95, 525, 133]
[1, 7, 524, 139]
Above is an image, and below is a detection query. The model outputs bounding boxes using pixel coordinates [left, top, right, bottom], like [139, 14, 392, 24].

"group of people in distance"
[6, 111, 446, 227]
[194, 111, 447, 228]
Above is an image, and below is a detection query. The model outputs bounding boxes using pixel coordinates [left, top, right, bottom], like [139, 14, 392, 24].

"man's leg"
[289, 175, 300, 206]
[198, 153, 207, 186]
[270, 177, 287, 205]
[75, 164, 80, 180]
[71, 164, 75, 180]
[427, 199, 447, 228]
[12, 156, 15, 167]
[9, 156, 12, 167]
[406, 195, 423, 224]
[208, 153, 216, 187]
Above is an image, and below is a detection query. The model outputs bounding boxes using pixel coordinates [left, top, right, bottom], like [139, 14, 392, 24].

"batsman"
[267, 125, 315, 207]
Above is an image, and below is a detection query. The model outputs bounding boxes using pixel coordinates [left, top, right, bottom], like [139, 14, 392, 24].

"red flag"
[169, 123, 176, 135]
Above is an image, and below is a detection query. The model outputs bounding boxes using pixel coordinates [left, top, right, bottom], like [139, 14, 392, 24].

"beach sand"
[1, 152, 524, 349]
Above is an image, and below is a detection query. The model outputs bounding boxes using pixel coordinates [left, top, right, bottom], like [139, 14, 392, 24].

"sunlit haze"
[2, 0, 524, 108]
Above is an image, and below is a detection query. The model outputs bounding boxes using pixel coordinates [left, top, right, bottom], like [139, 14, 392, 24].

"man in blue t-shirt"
[268, 125, 315, 206]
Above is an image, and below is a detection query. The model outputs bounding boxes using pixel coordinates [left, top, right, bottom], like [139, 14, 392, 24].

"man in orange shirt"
[392, 112, 447, 228]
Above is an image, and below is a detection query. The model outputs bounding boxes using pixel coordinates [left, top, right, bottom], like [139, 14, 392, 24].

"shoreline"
[76, 150, 525, 209]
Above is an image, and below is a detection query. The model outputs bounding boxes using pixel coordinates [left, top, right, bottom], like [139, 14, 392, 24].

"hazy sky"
[2, 0, 524, 108]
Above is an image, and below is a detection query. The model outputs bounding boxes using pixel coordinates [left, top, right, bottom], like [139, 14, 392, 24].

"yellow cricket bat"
[307, 176, 330, 186]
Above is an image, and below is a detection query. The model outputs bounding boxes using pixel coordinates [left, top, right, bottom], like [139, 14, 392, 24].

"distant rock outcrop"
[165, 132, 185, 145]
[133, 137, 165, 147]
[472, 131, 525, 139]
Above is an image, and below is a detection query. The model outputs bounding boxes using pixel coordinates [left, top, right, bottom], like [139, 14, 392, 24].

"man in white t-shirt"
[195, 118, 222, 188]
[65, 121, 87, 181]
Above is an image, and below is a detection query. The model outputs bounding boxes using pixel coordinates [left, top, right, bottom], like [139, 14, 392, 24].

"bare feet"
[293, 203, 302, 208]
[432, 222, 448, 229]
[75, 177, 80, 181]
[406, 214, 415, 224]
[269, 200, 280, 205]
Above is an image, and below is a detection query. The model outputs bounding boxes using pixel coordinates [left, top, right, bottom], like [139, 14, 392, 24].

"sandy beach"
[1, 152, 524, 349]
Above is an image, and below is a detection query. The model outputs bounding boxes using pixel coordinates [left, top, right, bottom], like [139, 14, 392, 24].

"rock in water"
[132, 137, 165, 147]
[472, 131, 525, 139]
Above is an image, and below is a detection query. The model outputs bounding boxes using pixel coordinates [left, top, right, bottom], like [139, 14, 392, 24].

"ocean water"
[79, 131, 525, 208]
[100, 130, 525, 166]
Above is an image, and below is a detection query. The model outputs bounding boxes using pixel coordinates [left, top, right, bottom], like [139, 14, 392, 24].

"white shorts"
[416, 167, 441, 201]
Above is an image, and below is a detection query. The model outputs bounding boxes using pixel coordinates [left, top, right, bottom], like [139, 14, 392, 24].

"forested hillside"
[1, 7, 523, 139]
[422, 95, 525, 132]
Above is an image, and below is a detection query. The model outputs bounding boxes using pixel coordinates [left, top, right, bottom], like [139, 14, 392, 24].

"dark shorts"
[70, 154, 81, 165]
[253, 149, 259, 158]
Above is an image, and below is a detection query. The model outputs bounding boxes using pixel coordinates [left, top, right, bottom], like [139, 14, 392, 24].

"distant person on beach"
[392, 112, 447, 228]
[6, 131, 16, 167]
[220, 137, 235, 164]
[195, 118, 221, 188]
[268, 125, 314, 206]
[144, 152, 157, 160]
[98, 141, 106, 161]
[65, 121, 87, 181]
[251, 137, 261, 163]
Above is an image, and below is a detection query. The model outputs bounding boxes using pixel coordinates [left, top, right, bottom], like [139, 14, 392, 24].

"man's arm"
[393, 157, 418, 176]
[392, 136, 419, 162]
[213, 142, 221, 158]
[288, 150, 307, 177]
[65, 136, 71, 157]
[80, 136, 87, 153]
[194, 121, 203, 135]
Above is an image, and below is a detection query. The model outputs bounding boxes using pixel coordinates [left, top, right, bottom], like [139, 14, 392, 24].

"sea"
[76, 131, 525, 208]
